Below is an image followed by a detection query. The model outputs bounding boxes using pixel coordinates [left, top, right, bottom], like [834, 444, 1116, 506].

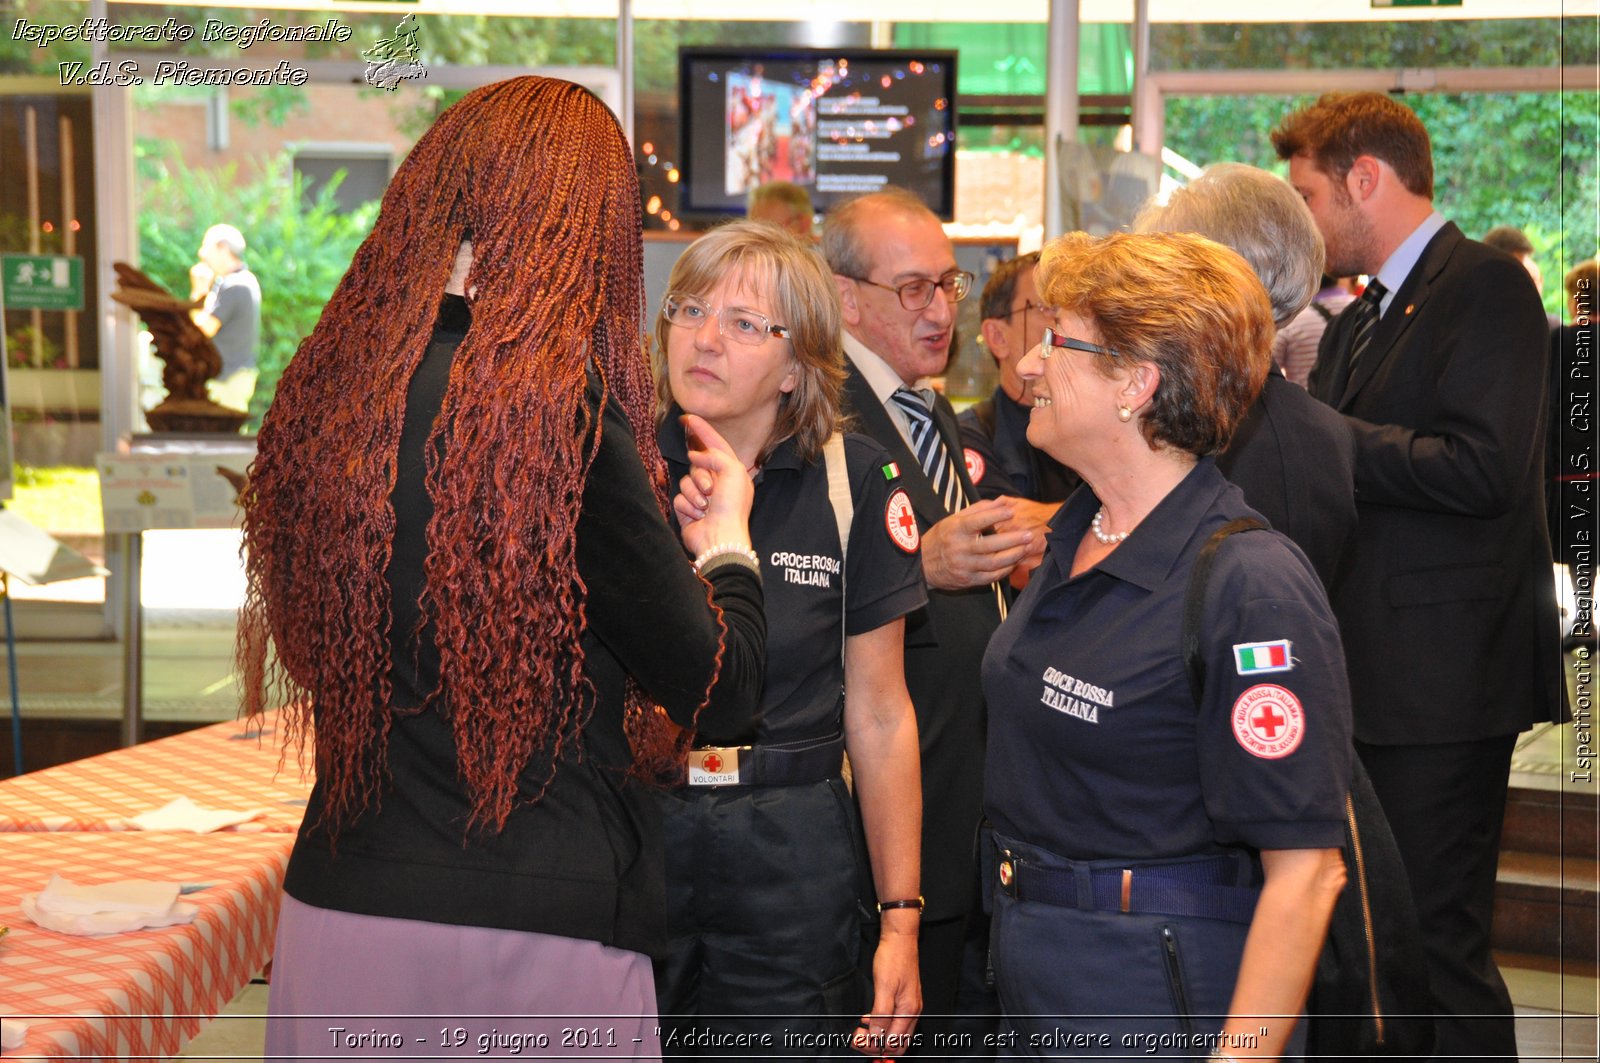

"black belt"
[685, 733, 845, 788]
[995, 846, 1259, 925]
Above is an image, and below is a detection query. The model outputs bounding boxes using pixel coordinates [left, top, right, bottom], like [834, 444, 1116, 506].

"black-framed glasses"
[999, 300, 1057, 321]
[846, 269, 975, 311]
[1041, 326, 1122, 360]
[662, 292, 789, 346]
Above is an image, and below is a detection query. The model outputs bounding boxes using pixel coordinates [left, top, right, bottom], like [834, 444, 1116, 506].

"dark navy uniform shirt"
[957, 387, 1079, 504]
[983, 459, 1351, 861]
[662, 411, 928, 746]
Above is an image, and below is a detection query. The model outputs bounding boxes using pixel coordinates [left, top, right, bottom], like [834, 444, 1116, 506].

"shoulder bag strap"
[822, 431, 853, 671]
[1181, 517, 1268, 705]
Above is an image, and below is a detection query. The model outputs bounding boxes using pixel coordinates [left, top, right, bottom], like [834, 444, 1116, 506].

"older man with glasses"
[823, 188, 1036, 1053]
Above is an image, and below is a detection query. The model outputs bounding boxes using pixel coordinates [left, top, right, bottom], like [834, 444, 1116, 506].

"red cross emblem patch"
[1231, 684, 1305, 759]
[885, 488, 920, 554]
[964, 448, 986, 484]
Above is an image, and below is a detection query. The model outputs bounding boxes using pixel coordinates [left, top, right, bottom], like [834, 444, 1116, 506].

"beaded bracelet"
[876, 896, 925, 913]
[693, 542, 760, 576]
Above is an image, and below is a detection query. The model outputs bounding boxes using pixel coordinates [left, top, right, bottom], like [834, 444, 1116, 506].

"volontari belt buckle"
[687, 746, 745, 786]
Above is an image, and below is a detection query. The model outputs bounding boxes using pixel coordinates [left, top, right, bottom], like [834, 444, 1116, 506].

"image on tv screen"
[681, 49, 956, 219]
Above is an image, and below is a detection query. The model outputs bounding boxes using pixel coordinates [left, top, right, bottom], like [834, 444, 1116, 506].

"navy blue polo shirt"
[983, 459, 1351, 861]
[661, 412, 928, 746]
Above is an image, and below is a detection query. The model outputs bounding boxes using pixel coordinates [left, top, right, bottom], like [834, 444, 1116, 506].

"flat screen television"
[678, 47, 958, 220]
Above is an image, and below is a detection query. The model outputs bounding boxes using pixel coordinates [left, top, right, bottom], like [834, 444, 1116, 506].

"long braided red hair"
[237, 77, 690, 834]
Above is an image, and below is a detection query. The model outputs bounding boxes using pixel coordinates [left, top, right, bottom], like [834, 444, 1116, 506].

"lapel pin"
[1405, 304, 1415, 315]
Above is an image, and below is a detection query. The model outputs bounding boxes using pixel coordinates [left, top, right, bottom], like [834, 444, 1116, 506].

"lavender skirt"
[266, 894, 662, 1061]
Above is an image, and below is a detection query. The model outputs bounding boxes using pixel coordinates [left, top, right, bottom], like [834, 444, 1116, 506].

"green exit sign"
[1, 254, 84, 311]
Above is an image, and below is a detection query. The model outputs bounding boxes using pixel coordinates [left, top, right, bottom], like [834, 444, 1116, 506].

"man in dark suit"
[1274, 92, 1569, 1058]
[1133, 161, 1357, 592]
[821, 188, 1036, 1042]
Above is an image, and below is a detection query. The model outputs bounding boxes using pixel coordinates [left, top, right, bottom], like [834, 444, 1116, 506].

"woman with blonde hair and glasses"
[982, 231, 1352, 1059]
[654, 220, 925, 1055]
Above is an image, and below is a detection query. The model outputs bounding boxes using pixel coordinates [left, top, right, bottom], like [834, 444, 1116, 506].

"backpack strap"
[822, 432, 853, 669]
[1310, 300, 1335, 322]
[1182, 518, 1268, 705]
[822, 431, 856, 791]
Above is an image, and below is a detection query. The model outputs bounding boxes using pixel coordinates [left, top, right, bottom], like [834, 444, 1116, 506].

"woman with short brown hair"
[983, 231, 1351, 1060]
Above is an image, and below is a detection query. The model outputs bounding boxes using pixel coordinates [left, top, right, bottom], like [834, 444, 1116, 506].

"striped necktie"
[1343, 278, 1389, 375]
[890, 386, 1007, 619]
[891, 386, 965, 513]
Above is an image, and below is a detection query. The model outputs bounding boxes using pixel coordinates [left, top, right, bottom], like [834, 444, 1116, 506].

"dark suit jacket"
[1216, 370, 1357, 592]
[843, 364, 1003, 921]
[1308, 222, 1568, 743]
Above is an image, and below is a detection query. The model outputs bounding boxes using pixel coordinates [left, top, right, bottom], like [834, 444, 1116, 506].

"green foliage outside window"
[1163, 90, 1598, 319]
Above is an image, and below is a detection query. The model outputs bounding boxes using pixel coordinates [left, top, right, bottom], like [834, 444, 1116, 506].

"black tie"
[1344, 279, 1388, 376]
[891, 387, 965, 513]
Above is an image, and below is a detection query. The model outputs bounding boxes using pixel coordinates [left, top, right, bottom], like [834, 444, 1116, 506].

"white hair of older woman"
[1133, 162, 1325, 330]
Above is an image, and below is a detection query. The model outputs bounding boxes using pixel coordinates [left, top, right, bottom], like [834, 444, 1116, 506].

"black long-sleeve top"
[282, 296, 766, 956]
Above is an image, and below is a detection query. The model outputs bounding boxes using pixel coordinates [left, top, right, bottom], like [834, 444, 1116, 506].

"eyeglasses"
[999, 300, 1057, 321]
[846, 269, 975, 311]
[662, 293, 789, 346]
[1041, 327, 1122, 360]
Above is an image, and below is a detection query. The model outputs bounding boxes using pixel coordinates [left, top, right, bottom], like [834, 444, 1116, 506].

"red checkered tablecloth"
[0, 830, 290, 1060]
[0, 715, 312, 832]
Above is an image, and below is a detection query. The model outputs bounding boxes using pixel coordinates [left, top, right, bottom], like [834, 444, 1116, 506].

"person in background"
[984, 230, 1350, 1059]
[238, 77, 767, 1061]
[824, 188, 1034, 1049]
[1483, 224, 1545, 292]
[1275, 90, 1568, 1058]
[1134, 161, 1357, 592]
[748, 180, 816, 238]
[189, 222, 261, 412]
[1484, 224, 1561, 329]
[1563, 256, 1597, 322]
[653, 219, 924, 1055]
[958, 253, 1080, 586]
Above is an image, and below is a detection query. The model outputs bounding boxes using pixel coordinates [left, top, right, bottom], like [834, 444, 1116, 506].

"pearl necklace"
[1090, 507, 1129, 545]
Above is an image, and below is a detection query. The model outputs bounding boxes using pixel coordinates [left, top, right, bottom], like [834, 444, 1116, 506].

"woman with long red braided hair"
[239, 77, 767, 1059]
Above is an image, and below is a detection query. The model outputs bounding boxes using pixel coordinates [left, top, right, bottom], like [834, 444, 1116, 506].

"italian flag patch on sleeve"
[882, 461, 901, 481]
[1233, 640, 1293, 675]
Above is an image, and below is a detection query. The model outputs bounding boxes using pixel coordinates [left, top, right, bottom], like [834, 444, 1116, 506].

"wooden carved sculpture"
[110, 261, 248, 433]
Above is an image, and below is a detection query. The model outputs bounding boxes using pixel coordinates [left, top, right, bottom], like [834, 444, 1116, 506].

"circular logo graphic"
[964, 448, 986, 484]
[1231, 684, 1305, 759]
[701, 752, 723, 774]
[884, 489, 920, 554]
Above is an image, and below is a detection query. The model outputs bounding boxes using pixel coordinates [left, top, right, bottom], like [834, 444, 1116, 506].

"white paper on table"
[19, 894, 199, 936]
[1, 1013, 31, 1050]
[34, 874, 179, 915]
[127, 796, 265, 833]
